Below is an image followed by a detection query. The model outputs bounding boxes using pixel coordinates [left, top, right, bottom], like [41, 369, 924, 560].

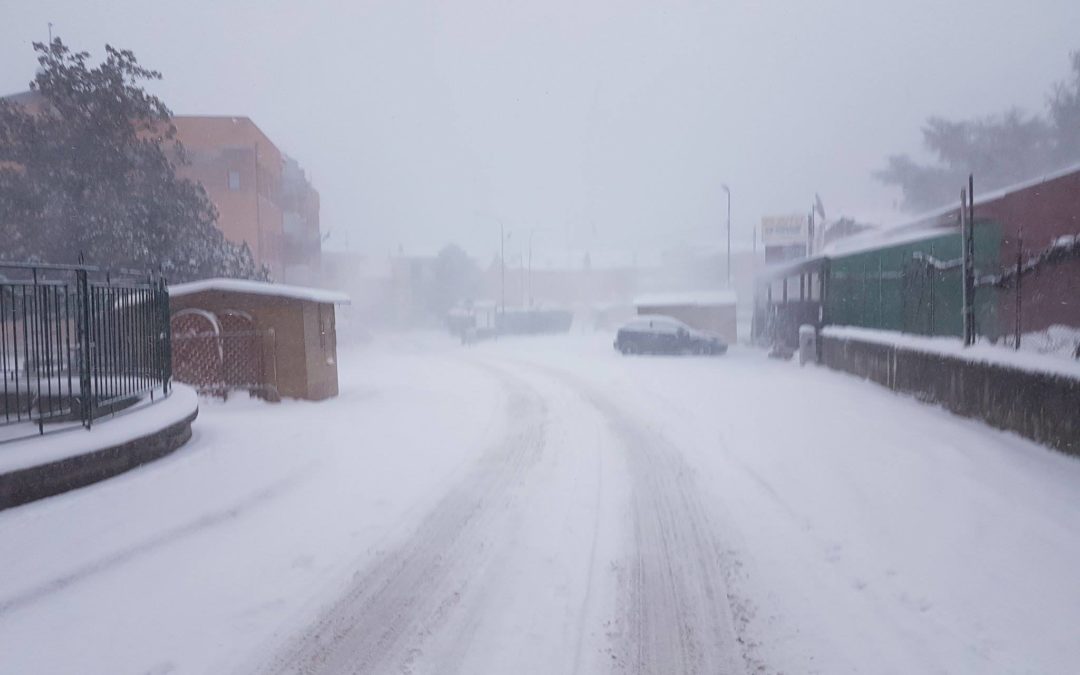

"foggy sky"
[2, 0, 1079, 261]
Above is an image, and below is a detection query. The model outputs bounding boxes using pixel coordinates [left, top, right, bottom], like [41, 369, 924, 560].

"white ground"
[1, 334, 1079, 674]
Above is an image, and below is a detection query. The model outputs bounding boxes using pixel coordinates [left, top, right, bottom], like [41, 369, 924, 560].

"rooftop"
[169, 278, 350, 304]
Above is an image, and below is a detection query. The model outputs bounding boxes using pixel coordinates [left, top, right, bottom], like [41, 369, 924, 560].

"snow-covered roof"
[822, 225, 950, 257]
[634, 290, 737, 307]
[900, 160, 1080, 227]
[169, 278, 350, 304]
[824, 161, 1080, 259]
[822, 325, 1080, 380]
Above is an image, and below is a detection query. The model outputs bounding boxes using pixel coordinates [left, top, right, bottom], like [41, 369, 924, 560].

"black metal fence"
[1, 262, 171, 444]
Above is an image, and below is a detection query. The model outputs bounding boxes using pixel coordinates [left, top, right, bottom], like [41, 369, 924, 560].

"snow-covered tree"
[876, 50, 1080, 213]
[0, 38, 266, 282]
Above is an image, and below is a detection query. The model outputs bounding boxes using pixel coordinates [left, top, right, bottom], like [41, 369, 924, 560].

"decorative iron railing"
[0, 261, 171, 444]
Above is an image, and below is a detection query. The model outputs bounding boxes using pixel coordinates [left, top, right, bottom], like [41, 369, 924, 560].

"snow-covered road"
[2, 334, 1079, 674]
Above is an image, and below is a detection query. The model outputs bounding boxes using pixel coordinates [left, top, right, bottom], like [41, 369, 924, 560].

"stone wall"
[0, 410, 197, 511]
[821, 334, 1079, 457]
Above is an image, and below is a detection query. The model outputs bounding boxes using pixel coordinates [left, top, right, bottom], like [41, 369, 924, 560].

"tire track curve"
[260, 366, 548, 675]
[513, 363, 748, 675]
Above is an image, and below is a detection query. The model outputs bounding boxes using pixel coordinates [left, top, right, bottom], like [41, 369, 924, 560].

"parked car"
[614, 315, 728, 356]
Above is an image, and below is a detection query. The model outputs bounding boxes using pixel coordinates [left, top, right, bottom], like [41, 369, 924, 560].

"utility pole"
[1015, 230, 1023, 350]
[960, 186, 968, 344]
[500, 222, 506, 316]
[960, 175, 977, 347]
[722, 184, 731, 285]
[964, 175, 976, 345]
[520, 252, 526, 307]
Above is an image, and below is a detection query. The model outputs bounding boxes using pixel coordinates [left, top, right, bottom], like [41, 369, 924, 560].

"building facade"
[170, 116, 321, 283]
[1, 90, 323, 282]
[755, 164, 1080, 348]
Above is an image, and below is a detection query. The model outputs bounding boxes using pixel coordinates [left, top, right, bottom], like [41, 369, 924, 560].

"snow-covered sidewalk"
[1, 334, 1078, 674]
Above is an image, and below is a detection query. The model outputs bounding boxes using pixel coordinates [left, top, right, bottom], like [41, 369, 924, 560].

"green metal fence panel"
[824, 222, 1002, 337]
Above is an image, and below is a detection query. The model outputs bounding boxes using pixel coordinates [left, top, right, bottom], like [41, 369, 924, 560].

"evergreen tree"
[877, 51, 1080, 213]
[424, 244, 482, 315]
[0, 38, 265, 281]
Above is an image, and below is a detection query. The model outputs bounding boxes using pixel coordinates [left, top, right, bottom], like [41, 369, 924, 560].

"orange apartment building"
[171, 116, 322, 283]
[2, 89, 322, 282]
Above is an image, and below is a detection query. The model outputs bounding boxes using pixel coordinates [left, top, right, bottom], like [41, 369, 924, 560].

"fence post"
[962, 175, 976, 346]
[1015, 232, 1023, 350]
[877, 258, 883, 328]
[31, 268, 44, 435]
[159, 276, 172, 395]
[928, 243, 935, 335]
[75, 268, 94, 429]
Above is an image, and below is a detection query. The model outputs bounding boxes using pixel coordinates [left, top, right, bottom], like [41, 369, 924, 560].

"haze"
[2, 0, 1078, 258]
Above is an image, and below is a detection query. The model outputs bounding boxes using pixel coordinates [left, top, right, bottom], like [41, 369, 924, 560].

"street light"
[527, 228, 553, 307]
[500, 222, 510, 316]
[721, 184, 731, 285]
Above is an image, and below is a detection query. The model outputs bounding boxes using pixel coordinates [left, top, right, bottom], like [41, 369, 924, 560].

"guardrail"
[1, 261, 171, 444]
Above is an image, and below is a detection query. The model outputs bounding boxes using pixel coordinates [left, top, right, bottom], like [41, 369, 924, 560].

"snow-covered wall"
[820, 330, 1079, 457]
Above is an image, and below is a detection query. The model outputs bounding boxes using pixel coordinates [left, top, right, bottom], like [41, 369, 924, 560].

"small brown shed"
[634, 290, 738, 344]
[169, 279, 350, 401]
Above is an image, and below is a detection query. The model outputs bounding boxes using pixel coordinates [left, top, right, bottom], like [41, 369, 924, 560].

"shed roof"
[169, 278, 350, 304]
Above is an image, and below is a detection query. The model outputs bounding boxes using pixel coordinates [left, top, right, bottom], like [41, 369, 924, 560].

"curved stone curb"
[0, 408, 199, 512]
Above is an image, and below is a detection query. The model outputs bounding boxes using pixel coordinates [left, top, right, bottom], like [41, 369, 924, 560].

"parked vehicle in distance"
[614, 315, 728, 356]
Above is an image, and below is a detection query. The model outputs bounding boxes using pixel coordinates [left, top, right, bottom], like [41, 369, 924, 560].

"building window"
[227, 170, 241, 191]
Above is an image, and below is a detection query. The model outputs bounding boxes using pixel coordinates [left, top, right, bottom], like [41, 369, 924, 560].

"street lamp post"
[721, 184, 731, 285]
[500, 222, 506, 316]
[527, 228, 551, 307]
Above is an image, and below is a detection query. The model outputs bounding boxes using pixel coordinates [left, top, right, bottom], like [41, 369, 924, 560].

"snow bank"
[822, 325, 1080, 379]
[0, 386, 198, 475]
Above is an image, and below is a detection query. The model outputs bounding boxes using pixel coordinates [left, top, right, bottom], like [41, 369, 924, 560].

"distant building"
[280, 156, 323, 285]
[0, 89, 46, 114]
[170, 116, 322, 283]
[760, 214, 810, 263]
[634, 290, 738, 344]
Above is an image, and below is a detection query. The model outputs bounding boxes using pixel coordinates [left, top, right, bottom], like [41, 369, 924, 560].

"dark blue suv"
[614, 315, 728, 356]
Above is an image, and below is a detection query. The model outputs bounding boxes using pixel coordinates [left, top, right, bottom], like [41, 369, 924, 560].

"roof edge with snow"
[169, 278, 350, 305]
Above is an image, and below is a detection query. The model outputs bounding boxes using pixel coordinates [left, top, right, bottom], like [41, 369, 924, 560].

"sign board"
[760, 214, 808, 246]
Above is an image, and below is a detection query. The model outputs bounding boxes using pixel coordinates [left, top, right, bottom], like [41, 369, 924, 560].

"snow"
[0, 385, 198, 473]
[1019, 324, 1080, 360]
[823, 325, 1080, 379]
[634, 289, 737, 306]
[1, 334, 1079, 674]
[169, 278, 351, 305]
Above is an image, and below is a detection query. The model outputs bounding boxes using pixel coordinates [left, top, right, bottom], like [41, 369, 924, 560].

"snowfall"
[1, 333, 1079, 675]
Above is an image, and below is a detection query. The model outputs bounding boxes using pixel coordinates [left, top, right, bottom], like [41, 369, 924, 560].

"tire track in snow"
[515, 364, 747, 675]
[261, 366, 550, 675]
